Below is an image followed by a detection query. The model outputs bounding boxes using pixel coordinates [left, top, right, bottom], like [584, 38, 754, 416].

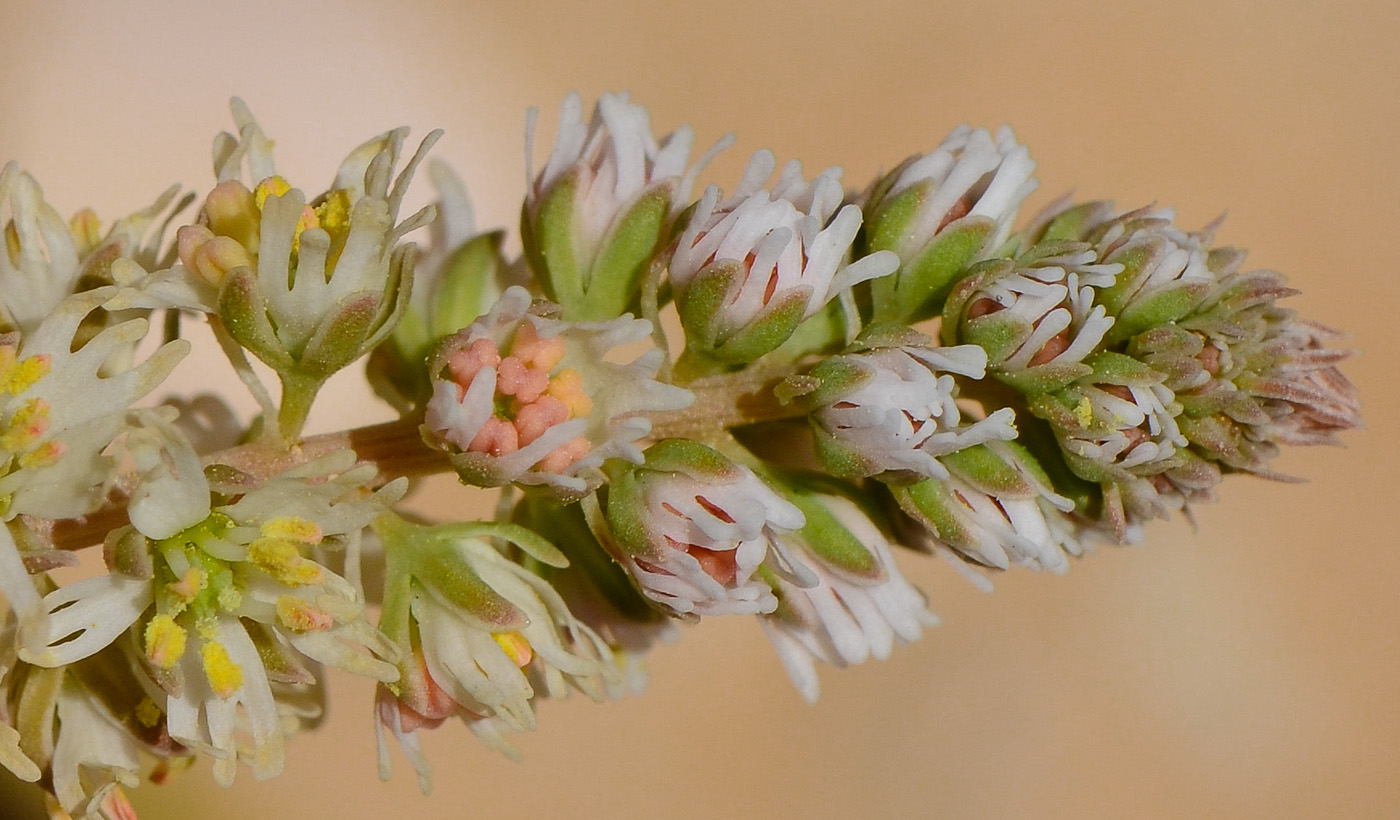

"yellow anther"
[4, 220, 19, 267]
[261, 516, 323, 545]
[276, 596, 334, 632]
[1073, 396, 1094, 429]
[168, 567, 206, 602]
[144, 614, 188, 670]
[253, 176, 293, 210]
[69, 208, 102, 255]
[203, 180, 260, 251]
[1, 351, 50, 396]
[1, 398, 51, 452]
[546, 368, 592, 419]
[248, 537, 324, 586]
[192, 235, 254, 287]
[134, 697, 163, 729]
[200, 641, 243, 699]
[491, 631, 534, 668]
[217, 586, 243, 612]
[314, 189, 353, 236]
[16, 440, 63, 470]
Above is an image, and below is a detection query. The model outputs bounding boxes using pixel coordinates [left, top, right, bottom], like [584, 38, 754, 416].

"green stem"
[276, 371, 326, 445]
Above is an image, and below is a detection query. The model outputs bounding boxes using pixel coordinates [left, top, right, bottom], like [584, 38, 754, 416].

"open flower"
[760, 489, 937, 702]
[524, 92, 717, 320]
[0, 162, 184, 337]
[862, 125, 1038, 324]
[670, 152, 897, 364]
[892, 443, 1084, 573]
[0, 289, 186, 651]
[804, 335, 1017, 481]
[1, 613, 192, 820]
[423, 286, 692, 499]
[372, 515, 619, 790]
[944, 242, 1121, 394]
[603, 440, 808, 617]
[118, 99, 440, 439]
[21, 432, 405, 788]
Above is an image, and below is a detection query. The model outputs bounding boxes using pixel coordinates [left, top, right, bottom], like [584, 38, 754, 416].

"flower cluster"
[0, 94, 1358, 818]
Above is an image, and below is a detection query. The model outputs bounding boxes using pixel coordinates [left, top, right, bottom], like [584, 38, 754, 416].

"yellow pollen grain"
[201, 641, 243, 699]
[16, 440, 63, 469]
[248, 537, 324, 586]
[276, 596, 333, 632]
[314, 189, 353, 236]
[1073, 397, 1094, 429]
[144, 614, 188, 670]
[253, 176, 292, 210]
[3, 354, 50, 396]
[492, 631, 534, 668]
[0, 398, 51, 451]
[169, 567, 206, 602]
[134, 697, 163, 729]
[261, 516, 323, 545]
[217, 586, 243, 612]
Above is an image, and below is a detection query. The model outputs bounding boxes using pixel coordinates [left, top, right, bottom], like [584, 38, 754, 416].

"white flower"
[950, 245, 1121, 378]
[0, 162, 183, 336]
[527, 92, 704, 275]
[373, 516, 620, 790]
[893, 443, 1081, 573]
[114, 99, 439, 404]
[605, 440, 808, 617]
[1052, 380, 1187, 474]
[423, 286, 692, 498]
[21, 441, 405, 787]
[49, 678, 144, 819]
[0, 289, 186, 651]
[761, 495, 937, 702]
[811, 343, 1018, 480]
[670, 152, 897, 357]
[882, 125, 1037, 262]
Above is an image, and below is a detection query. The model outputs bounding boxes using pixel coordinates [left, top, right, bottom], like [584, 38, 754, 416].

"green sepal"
[376, 514, 528, 632]
[783, 485, 882, 582]
[297, 291, 382, 378]
[941, 444, 1035, 498]
[514, 496, 664, 623]
[809, 419, 881, 480]
[802, 354, 872, 409]
[994, 361, 1093, 395]
[600, 465, 654, 560]
[430, 230, 507, 340]
[523, 168, 585, 307]
[964, 313, 1031, 366]
[1083, 350, 1162, 387]
[217, 268, 293, 370]
[675, 261, 740, 350]
[642, 438, 736, 480]
[872, 217, 996, 325]
[890, 480, 969, 555]
[1034, 201, 1114, 244]
[1105, 283, 1210, 344]
[710, 287, 810, 364]
[1016, 403, 1103, 512]
[579, 186, 671, 320]
[437, 521, 569, 568]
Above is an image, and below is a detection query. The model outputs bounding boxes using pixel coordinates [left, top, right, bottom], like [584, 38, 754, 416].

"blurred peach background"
[2, 1, 1397, 817]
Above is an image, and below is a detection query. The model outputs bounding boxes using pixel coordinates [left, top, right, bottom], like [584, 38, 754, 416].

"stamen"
[201, 640, 244, 699]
